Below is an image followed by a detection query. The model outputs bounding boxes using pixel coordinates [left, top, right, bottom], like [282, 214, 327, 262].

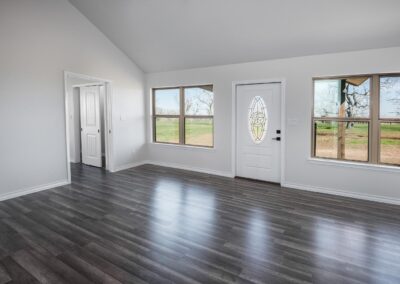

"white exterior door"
[80, 86, 102, 167]
[236, 83, 281, 183]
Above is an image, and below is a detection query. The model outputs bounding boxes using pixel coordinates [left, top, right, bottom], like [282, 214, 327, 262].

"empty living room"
[1, 0, 400, 283]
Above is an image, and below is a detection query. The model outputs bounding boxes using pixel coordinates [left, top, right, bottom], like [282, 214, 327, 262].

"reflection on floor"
[0, 163, 400, 283]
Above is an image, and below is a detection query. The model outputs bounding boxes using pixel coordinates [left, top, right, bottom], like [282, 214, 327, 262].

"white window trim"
[309, 157, 400, 173]
[150, 142, 216, 151]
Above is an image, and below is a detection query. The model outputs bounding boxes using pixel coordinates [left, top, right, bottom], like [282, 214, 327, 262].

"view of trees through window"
[313, 75, 400, 166]
[380, 77, 400, 165]
[153, 86, 214, 147]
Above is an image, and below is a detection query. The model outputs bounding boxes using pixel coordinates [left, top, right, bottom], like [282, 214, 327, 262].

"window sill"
[150, 142, 215, 151]
[308, 158, 400, 173]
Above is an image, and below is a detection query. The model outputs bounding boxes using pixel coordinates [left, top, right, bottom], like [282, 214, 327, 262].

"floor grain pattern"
[1, 163, 400, 283]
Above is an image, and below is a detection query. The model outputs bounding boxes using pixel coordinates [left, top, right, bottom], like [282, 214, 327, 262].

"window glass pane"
[184, 86, 214, 115]
[154, 89, 180, 115]
[314, 121, 368, 162]
[185, 118, 213, 147]
[155, 117, 179, 143]
[343, 122, 369, 162]
[380, 122, 400, 165]
[315, 121, 338, 159]
[344, 78, 370, 118]
[314, 77, 370, 118]
[380, 77, 400, 119]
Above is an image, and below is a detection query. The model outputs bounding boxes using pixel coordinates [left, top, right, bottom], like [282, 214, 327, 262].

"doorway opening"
[64, 71, 113, 183]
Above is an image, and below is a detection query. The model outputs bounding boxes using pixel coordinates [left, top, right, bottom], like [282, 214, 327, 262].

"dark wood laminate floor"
[1, 164, 400, 283]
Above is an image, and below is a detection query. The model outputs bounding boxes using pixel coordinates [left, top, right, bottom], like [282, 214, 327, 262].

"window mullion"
[337, 79, 347, 159]
[179, 87, 185, 144]
[370, 75, 380, 164]
[152, 89, 156, 143]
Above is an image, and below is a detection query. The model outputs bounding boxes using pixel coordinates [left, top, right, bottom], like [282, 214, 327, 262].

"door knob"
[272, 137, 281, 141]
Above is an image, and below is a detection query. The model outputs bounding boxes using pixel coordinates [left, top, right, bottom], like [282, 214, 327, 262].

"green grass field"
[155, 118, 213, 146]
[315, 121, 400, 164]
[155, 118, 400, 164]
[155, 118, 179, 143]
[316, 122, 400, 145]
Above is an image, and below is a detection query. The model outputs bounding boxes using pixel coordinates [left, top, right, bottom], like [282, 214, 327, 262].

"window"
[312, 74, 400, 166]
[380, 77, 400, 165]
[153, 85, 214, 147]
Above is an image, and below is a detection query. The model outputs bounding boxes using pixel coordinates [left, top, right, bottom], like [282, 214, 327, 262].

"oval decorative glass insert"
[248, 96, 268, 143]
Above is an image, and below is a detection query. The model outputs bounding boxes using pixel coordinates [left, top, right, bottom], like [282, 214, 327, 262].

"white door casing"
[236, 83, 281, 182]
[80, 86, 102, 167]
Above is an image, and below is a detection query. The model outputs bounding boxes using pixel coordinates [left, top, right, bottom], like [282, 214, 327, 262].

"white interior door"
[80, 86, 102, 167]
[236, 83, 281, 183]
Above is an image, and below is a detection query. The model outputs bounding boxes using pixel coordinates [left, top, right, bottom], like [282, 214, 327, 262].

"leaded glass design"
[248, 96, 268, 143]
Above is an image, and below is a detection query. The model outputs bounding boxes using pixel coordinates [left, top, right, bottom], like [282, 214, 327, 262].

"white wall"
[146, 46, 400, 203]
[0, 0, 146, 199]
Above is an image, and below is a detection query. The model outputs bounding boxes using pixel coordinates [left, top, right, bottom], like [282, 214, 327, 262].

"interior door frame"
[231, 79, 286, 184]
[64, 71, 114, 183]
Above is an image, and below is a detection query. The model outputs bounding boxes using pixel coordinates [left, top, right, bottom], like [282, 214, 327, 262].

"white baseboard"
[110, 159, 233, 178]
[282, 182, 400, 206]
[74, 159, 400, 206]
[0, 180, 70, 202]
[145, 160, 234, 178]
[111, 161, 147, 173]
[115, 162, 400, 207]
[2, 166, 397, 207]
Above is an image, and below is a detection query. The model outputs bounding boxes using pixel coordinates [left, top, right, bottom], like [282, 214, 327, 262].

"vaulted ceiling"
[68, 0, 400, 73]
